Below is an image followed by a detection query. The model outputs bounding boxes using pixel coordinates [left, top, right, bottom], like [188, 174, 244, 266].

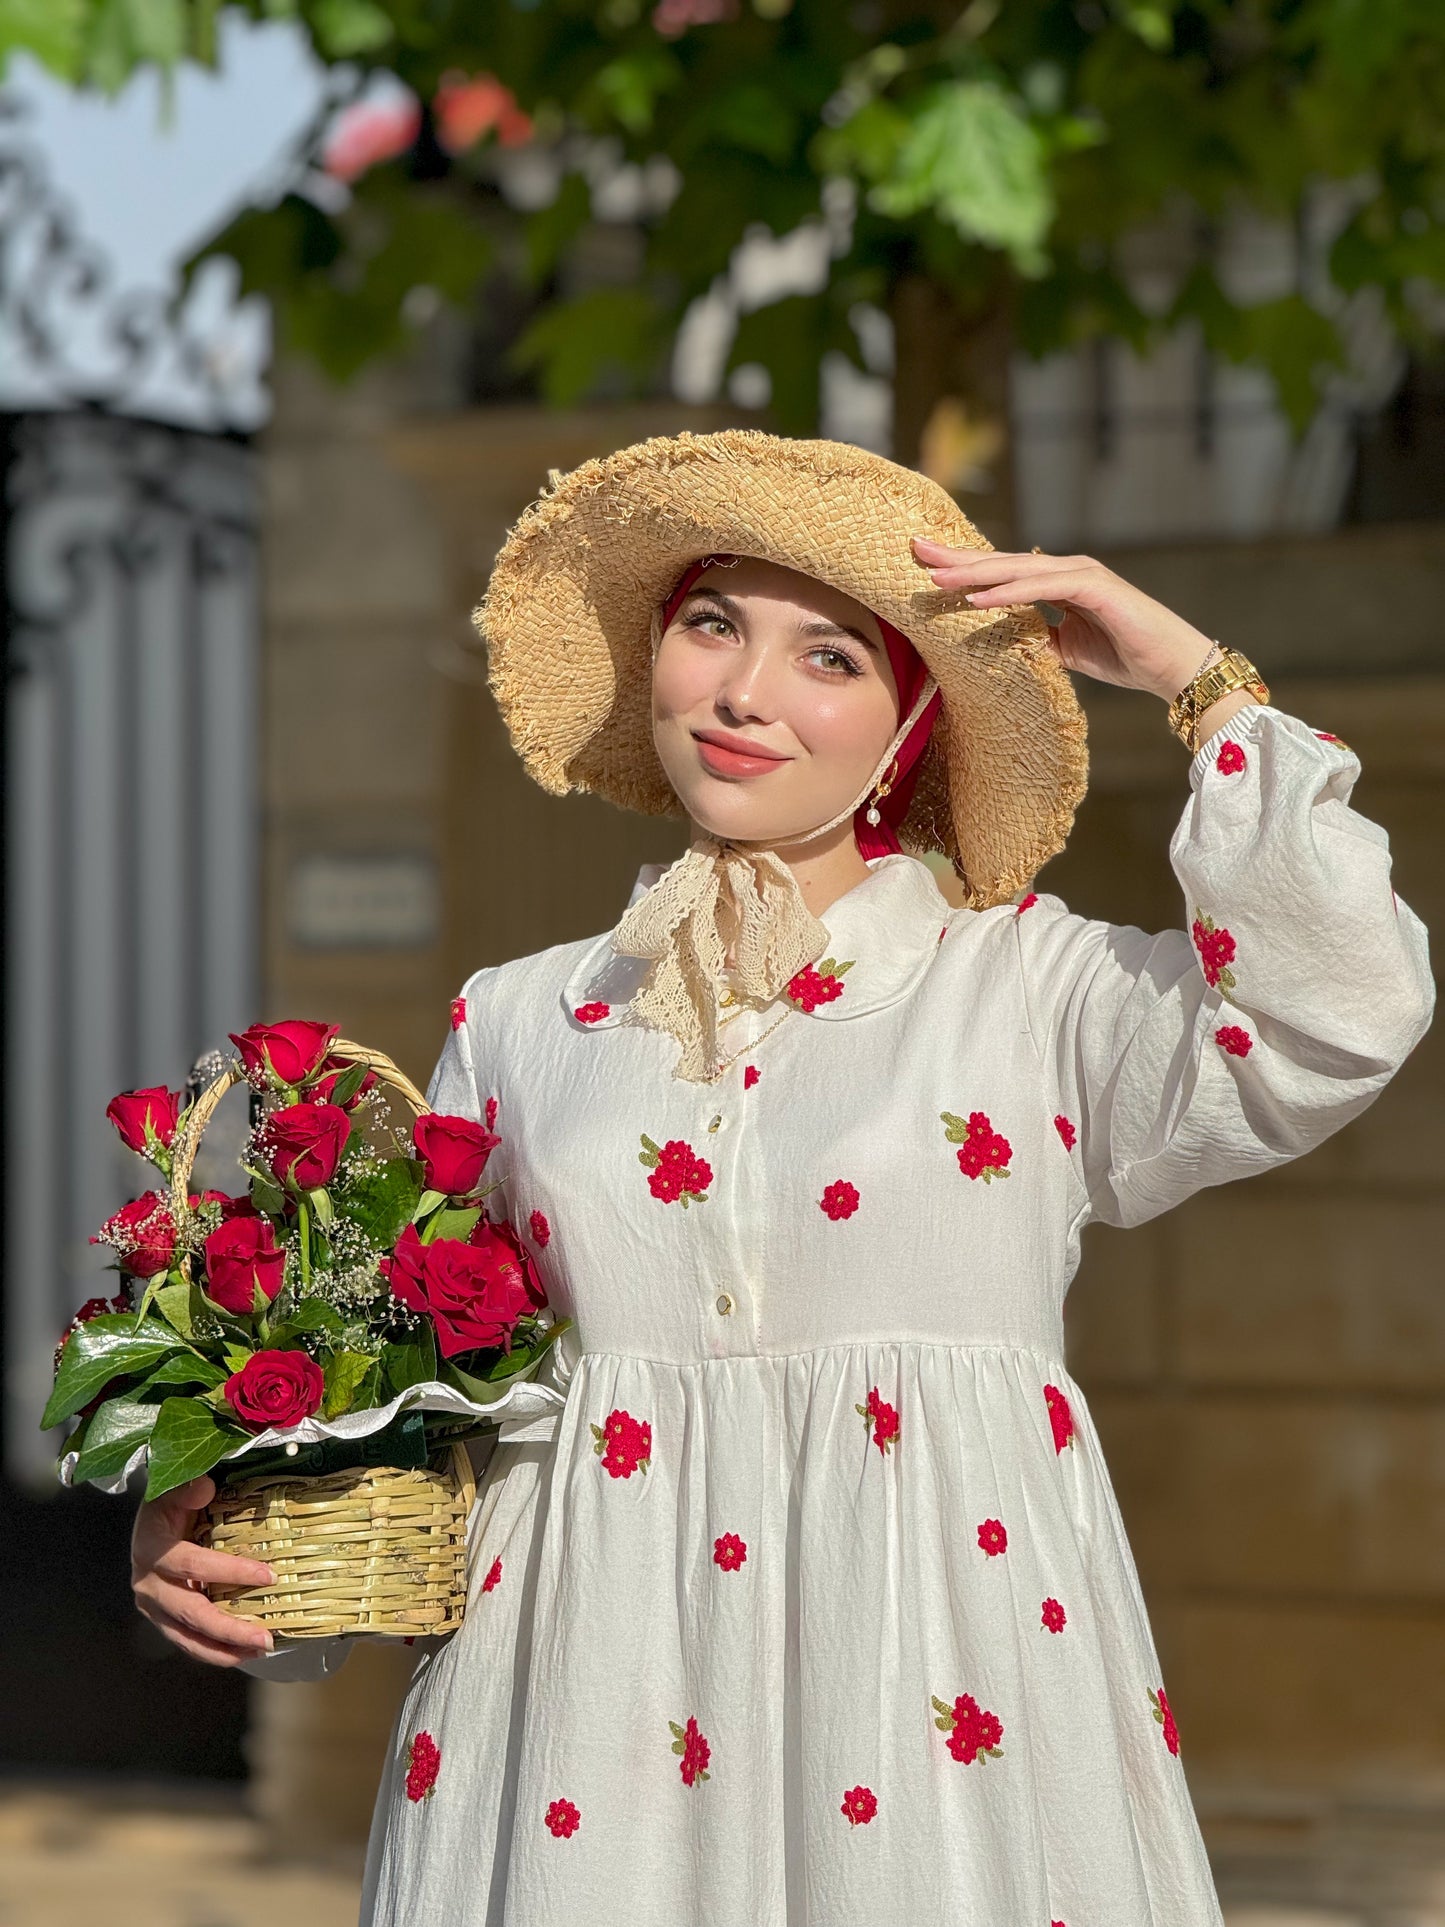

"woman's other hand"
[131, 1473, 277, 1666]
[911, 538, 1219, 702]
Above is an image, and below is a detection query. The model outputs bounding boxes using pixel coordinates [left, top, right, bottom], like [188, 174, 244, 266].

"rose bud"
[196, 1188, 259, 1221]
[228, 1020, 340, 1088]
[312, 1054, 379, 1110]
[204, 1216, 286, 1315]
[385, 1223, 535, 1359]
[105, 1087, 183, 1156]
[265, 1102, 351, 1191]
[413, 1113, 500, 1197]
[90, 1192, 178, 1278]
[223, 1349, 326, 1431]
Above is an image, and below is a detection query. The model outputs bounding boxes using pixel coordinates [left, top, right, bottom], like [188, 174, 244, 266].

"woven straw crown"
[475, 429, 1089, 909]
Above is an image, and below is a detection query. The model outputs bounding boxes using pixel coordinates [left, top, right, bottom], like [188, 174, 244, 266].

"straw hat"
[476, 428, 1088, 909]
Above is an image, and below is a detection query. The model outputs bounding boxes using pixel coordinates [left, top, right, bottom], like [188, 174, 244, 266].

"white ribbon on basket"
[60, 1330, 579, 1495]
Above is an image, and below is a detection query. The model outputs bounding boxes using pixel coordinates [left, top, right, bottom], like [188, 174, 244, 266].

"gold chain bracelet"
[1166, 644, 1271, 755]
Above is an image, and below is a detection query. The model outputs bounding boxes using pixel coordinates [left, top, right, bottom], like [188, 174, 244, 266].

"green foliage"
[42, 1315, 183, 1428]
[144, 1395, 246, 1501]
[8, 0, 1445, 438]
[340, 1155, 424, 1246]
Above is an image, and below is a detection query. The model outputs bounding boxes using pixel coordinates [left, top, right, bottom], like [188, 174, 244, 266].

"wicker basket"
[179, 1038, 478, 1638]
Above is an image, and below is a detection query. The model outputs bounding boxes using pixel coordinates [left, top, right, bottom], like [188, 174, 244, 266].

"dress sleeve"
[1014, 703, 1435, 1231]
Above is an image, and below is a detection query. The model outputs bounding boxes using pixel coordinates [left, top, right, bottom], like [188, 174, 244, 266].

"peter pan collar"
[559, 851, 955, 1030]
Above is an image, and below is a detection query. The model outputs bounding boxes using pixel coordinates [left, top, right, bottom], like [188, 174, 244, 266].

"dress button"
[715, 1291, 734, 1316]
[706, 1113, 722, 1134]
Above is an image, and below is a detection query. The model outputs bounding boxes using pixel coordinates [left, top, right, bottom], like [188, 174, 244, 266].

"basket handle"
[168, 1038, 432, 1226]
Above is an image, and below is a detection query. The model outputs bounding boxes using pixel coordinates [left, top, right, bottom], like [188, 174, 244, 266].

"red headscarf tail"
[659, 558, 940, 857]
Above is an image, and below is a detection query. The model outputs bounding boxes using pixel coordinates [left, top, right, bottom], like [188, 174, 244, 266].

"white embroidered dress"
[246, 704, 1433, 1927]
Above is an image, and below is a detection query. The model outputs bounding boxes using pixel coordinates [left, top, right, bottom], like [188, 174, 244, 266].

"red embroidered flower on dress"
[977, 1518, 1007, 1557]
[931, 1690, 1005, 1764]
[820, 1179, 860, 1220]
[942, 1109, 1012, 1182]
[1044, 1383, 1075, 1453]
[1191, 908, 1237, 994]
[404, 1731, 441, 1801]
[669, 1714, 711, 1785]
[786, 955, 853, 1011]
[574, 1001, 610, 1024]
[450, 997, 466, 1031]
[591, 1407, 652, 1478]
[1041, 1597, 1067, 1633]
[1214, 740, 1247, 774]
[939, 924, 947, 944]
[529, 1208, 551, 1247]
[1315, 730, 1351, 750]
[1214, 1023, 1253, 1057]
[1015, 892, 1037, 915]
[639, 1133, 713, 1205]
[713, 1531, 747, 1571]
[1053, 1114, 1077, 1151]
[856, 1384, 899, 1455]
[841, 1784, 877, 1826]
[743, 1064, 760, 1088]
[481, 1556, 502, 1594]
[544, 1797, 580, 1838]
[1149, 1684, 1181, 1756]
[485, 1096, 499, 1131]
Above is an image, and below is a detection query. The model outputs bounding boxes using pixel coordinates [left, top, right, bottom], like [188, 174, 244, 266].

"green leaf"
[341, 1158, 422, 1246]
[249, 1171, 286, 1217]
[412, 1188, 448, 1224]
[524, 171, 592, 288]
[133, 1351, 228, 1395]
[322, 1349, 377, 1420]
[382, 1325, 437, 1398]
[422, 1205, 482, 1245]
[144, 1397, 247, 1502]
[0, 0, 87, 80]
[272, 1298, 345, 1343]
[326, 1060, 370, 1108]
[309, 0, 393, 58]
[151, 1281, 197, 1339]
[868, 81, 1053, 271]
[42, 1316, 184, 1429]
[509, 287, 670, 408]
[71, 1396, 161, 1482]
[308, 1186, 335, 1224]
[588, 45, 680, 134]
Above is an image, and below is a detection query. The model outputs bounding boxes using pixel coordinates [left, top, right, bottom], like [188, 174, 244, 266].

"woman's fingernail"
[964, 593, 981, 606]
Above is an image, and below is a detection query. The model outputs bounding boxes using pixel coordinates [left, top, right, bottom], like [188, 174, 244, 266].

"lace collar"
[559, 851, 955, 1031]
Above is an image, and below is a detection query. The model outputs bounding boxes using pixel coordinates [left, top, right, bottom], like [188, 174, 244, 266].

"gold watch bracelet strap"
[1167, 644, 1271, 755]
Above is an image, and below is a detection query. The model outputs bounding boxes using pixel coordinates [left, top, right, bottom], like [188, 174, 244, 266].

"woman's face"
[651, 557, 901, 847]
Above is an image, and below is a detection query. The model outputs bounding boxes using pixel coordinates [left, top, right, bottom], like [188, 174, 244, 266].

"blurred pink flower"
[434, 71, 533, 153]
[323, 95, 422, 182]
[652, 0, 738, 36]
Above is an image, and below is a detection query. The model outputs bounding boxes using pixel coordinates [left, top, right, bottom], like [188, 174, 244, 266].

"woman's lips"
[693, 734, 791, 778]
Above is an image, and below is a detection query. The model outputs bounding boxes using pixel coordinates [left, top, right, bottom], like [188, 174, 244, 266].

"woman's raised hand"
[131, 1473, 276, 1667]
[911, 538, 1218, 703]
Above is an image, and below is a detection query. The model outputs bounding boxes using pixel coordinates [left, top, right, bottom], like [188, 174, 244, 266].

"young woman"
[131, 431, 1433, 1925]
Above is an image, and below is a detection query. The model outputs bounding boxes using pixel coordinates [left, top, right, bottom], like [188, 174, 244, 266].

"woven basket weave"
[182, 1039, 477, 1638]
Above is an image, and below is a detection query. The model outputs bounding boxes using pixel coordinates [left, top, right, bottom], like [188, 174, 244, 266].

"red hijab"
[660, 558, 941, 858]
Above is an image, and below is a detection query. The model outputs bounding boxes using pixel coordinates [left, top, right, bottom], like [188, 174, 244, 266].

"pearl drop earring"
[866, 756, 899, 827]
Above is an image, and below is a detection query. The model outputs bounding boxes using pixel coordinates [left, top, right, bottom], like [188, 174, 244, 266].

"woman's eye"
[810, 646, 863, 677]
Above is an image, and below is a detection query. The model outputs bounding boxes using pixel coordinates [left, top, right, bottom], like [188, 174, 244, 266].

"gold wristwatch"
[1167, 646, 1270, 754]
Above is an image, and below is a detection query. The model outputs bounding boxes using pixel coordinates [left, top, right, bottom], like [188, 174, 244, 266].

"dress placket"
[700, 995, 763, 1355]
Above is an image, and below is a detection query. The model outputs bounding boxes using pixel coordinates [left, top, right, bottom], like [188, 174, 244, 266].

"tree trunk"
[890, 274, 1019, 550]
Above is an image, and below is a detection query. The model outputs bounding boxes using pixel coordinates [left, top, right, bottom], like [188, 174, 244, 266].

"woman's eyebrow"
[682, 589, 880, 653]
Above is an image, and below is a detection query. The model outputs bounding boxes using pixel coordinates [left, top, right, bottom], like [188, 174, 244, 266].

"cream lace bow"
[608, 838, 830, 1083]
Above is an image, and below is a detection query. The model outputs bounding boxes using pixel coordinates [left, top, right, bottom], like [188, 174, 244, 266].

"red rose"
[265, 1102, 350, 1190]
[228, 1020, 340, 1088]
[91, 1192, 178, 1278]
[198, 1189, 259, 1221]
[223, 1349, 325, 1430]
[385, 1221, 538, 1359]
[105, 1087, 183, 1156]
[413, 1112, 500, 1196]
[204, 1216, 286, 1314]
